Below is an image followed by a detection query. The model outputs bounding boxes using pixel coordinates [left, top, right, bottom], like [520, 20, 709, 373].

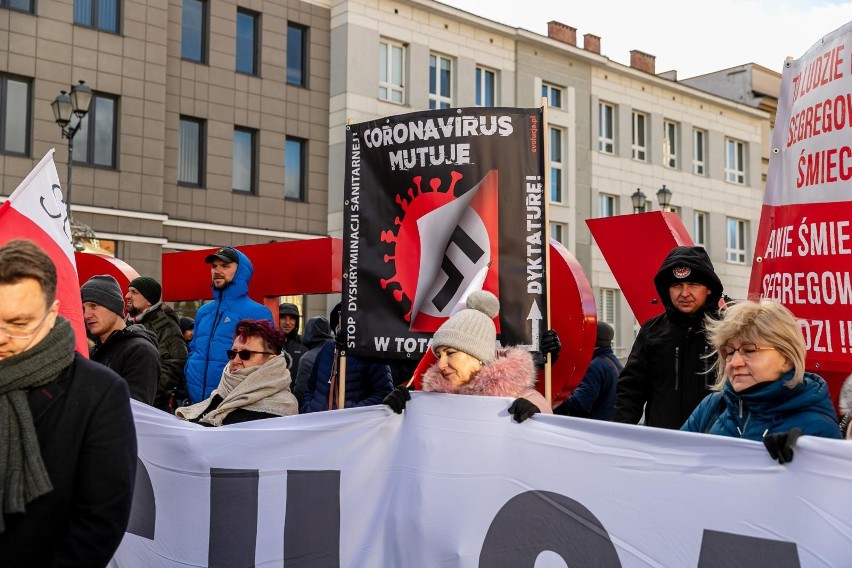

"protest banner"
[0, 149, 88, 355]
[111, 398, 852, 567]
[342, 108, 547, 360]
[749, 21, 852, 398]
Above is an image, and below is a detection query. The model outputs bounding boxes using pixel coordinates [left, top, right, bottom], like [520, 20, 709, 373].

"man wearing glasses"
[0, 239, 137, 565]
[613, 245, 725, 429]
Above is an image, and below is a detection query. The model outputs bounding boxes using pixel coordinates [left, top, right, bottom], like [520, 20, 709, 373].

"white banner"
[112, 395, 852, 567]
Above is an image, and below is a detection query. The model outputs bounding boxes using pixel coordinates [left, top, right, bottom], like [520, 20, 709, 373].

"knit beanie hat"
[431, 290, 499, 364]
[128, 276, 162, 305]
[595, 321, 615, 348]
[180, 317, 195, 334]
[81, 274, 125, 316]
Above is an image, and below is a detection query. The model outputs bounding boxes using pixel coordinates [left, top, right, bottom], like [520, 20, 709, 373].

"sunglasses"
[226, 349, 275, 361]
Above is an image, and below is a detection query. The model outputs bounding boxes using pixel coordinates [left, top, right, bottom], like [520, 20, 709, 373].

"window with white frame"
[541, 82, 562, 108]
[663, 120, 678, 168]
[598, 193, 616, 217]
[599, 288, 618, 327]
[550, 222, 565, 245]
[550, 126, 563, 203]
[475, 66, 495, 107]
[632, 111, 648, 161]
[725, 137, 746, 184]
[429, 53, 452, 109]
[378, 39, 405, 104]
[726, 217, 747, 263]
[694, 211, 707, 247]
[693, 128, 706, 175]
[598, 102, 614, 154]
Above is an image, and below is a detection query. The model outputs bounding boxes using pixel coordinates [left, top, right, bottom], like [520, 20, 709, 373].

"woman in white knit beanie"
[384, 290, 552, 422]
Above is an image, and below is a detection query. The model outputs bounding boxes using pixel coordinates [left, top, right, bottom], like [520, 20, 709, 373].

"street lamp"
[51, 80, 93, 227]
[631, 188, 647, 213]
[656, 184, 672, 212]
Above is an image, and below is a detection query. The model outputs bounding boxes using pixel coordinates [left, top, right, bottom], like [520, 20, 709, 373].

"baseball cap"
[204, 246, 239, 264]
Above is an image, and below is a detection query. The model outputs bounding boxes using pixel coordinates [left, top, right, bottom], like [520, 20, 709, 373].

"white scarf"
[176, 355, 298, 426]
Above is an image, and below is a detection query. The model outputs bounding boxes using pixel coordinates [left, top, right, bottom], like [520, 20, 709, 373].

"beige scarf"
[176, 355, 298, 426]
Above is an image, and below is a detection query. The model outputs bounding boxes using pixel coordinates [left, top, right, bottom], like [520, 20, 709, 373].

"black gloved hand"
[383, 385, 411, 414]
[508, 397, 540, 423]
[540, 329, 561, 364]
[763, 428, 803, 464]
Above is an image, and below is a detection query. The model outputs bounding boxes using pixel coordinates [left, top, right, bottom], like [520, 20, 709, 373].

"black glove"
[383, 385, 411, 414]
[763, 428, 803, 464]
[508, 397, 540, 423]
[539, 329, 561, 364]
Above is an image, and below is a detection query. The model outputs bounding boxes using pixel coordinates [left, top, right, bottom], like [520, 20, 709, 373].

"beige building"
[0, 0, 775, 348]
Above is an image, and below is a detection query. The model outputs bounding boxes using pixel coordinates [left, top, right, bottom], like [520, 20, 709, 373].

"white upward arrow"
[525, 300, 543, 351]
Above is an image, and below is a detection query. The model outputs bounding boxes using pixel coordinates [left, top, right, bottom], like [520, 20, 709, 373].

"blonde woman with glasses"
[681, 299, 840, 463]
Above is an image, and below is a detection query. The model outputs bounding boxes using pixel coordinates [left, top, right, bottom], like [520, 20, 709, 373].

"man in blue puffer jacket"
[184, 247, 274, 403]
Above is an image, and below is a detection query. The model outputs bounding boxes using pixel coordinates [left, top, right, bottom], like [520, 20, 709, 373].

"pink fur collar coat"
[421, 346, 552, 413]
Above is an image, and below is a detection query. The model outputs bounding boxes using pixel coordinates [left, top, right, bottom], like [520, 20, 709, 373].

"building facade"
[0, 0, 773, 351]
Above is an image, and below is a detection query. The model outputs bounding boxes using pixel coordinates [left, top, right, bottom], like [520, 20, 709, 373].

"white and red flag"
[0, 149, 89, 355]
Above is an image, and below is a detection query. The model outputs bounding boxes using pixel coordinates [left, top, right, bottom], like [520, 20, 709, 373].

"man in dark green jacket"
[125, 276, 188, 412]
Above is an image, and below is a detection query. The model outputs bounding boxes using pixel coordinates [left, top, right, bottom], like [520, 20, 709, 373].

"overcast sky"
[443, 1, 852, 78]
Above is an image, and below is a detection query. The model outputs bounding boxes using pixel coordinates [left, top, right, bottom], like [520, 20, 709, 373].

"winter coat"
[90, 323, 161, 404]
[554, 346, 622, 420]
[293, 316, 334, 404]
[184, 249, 274, 403]
[421, 346, 552, 414]
[301, 342, 393, 413]
[130, 304, 188, 410]
[681, 371, 842, 440]
[613, 246, 723, 429]
[0, 353, 137, 566]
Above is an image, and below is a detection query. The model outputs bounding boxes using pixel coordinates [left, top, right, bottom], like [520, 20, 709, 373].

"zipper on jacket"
[202, 288, 225, 398]
[674, 346, 680, 391]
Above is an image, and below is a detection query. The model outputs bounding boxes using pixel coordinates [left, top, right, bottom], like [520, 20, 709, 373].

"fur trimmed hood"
[422, 346, 537, 398]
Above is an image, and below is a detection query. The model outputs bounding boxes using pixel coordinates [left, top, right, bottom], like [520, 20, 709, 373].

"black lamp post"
[51, 80, 93, 224]
[631, 188, 647, 213]
[656, 184, 672, 212]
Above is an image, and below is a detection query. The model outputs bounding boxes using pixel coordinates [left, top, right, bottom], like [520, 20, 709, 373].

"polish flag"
[0, 149, 89, 356]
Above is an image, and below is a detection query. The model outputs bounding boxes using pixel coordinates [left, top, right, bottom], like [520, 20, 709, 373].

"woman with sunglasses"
[681, 300, 840, 461]
[176, 319, 298, 426]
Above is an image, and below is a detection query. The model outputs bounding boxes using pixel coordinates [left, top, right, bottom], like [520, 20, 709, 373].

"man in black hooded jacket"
[613, 246, 724, 429]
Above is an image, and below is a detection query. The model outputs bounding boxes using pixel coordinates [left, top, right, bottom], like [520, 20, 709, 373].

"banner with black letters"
[342, 108, 546, 359]
[111, 399, 852, 567]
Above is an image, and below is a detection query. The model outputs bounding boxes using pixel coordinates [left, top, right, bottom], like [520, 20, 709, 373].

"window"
[693, 128, 706, 175]
[550, 127, 563, 203]
[74, 0, 119, 33]
[541, 83, 562, 108]
[236, 9, 259, 76]
[598, 193, 616, 217]
[475, 66, 495, 107]
[632, 111, 647, 161]
[725, 138, 746, 184]
[2, 0, 33, 13]
[287, 23, 308, 87]
[598, 102, 614, 154]
[378, 39, 405, 104]
[285, 137, 306, 200]
[663, 120, 678, 168]
[72, 93, 117, 168]
[429, 53, 452, 109]
[550, 222, 565, 245]
[233, 127, 257, 193]
[694, 211, 707, 247]
[0, 74, 31, 156]
[181, 0, 207, 63]
[178, 116, 205, 186]
[726, 217, 747, 264]
[599, 288, 618, 327]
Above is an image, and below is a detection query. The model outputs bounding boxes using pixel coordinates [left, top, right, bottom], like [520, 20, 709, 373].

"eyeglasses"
[226, 349, 275, 361]
[719, 343, 777, 361]
[0, 310, 52, 340]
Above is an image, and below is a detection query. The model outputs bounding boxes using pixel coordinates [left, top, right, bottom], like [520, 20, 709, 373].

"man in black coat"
[613, 245, 724, 429]
[278, 302, 307, 372]
[0, 239, 137, 566]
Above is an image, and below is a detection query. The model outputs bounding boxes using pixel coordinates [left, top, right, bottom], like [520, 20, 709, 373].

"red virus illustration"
[380, 171, 464, 323]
